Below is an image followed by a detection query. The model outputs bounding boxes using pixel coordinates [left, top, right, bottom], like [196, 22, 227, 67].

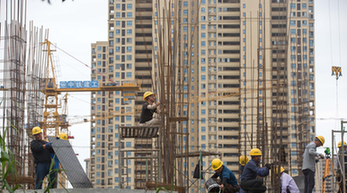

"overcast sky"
[1, 0, 346, 185]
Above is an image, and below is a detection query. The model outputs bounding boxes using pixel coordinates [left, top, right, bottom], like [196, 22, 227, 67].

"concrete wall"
[7, 188, 177, 193]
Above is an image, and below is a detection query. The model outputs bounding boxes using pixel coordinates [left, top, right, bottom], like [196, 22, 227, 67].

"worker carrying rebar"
[276, 166, 300, 193]
[302, 135, 325, 193]
[140, 91, 160, 126]
[211, 158, 240, 193]
[240, 148, 270, 193]
[30, 127, 57, 189]
[336, 141, 347, 193]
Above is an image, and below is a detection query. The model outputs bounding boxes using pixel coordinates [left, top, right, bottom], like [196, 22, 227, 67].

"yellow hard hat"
[239, 155, 249, 166]
[316, 136, 325, 145]
[276, 166, 285, 174]
[338, 141, 346, 148]
[143, 91, 155, 101]
[32, 127, 42, 135]
[59, 133, 68, 140]
[250, 148, 262, 156]
[211, 158, 223, 171]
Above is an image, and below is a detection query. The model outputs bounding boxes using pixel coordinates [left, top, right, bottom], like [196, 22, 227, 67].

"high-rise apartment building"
[90, 0, 315, 191]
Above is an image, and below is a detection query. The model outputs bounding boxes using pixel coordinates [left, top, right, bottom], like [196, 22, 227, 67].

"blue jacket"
[240, 159, 269, 181]
[211, 165, 238, 186]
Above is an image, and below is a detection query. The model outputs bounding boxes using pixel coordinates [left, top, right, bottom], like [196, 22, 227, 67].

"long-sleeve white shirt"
[281, 172, 300, 193]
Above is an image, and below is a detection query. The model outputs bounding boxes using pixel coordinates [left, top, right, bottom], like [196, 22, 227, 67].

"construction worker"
[276, 166, 300, 193]
[336, 141, 347, 193]
[49, 132, 68, 188]
[140, 91, 160, 126]
[238, 155, 249, 193]
[302, 135, 325, 193]
[211, 158, 239, 193]
[240, 148, 270, 193]
[30, 127, 56, 189]
[239, 155, 249, 174]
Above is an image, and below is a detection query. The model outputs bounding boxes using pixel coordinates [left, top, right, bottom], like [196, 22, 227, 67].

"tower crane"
[40, 39, 140, 139]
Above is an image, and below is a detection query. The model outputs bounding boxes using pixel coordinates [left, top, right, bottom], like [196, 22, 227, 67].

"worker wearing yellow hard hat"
[30, 127, 56, 189]
[275, 166, 300, 193]
[59, 132, 68, 140]
[139, 91, 161, 126]
[239, 155, 249, 174]
[50, 132, 68, 188]
[302, 135, 325, 193]
[240, 148, 270, 193]
[210, 158, 240, 192]
[337, 141, 347, 193]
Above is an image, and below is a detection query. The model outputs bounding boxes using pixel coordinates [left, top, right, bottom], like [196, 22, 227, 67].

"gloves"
[319, 154, 325, 159]
[45, 142, 52, 147]
[265, 163, 271, 170]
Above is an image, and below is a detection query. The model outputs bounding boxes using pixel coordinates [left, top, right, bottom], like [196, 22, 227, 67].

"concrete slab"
[8, 188, 177, 193]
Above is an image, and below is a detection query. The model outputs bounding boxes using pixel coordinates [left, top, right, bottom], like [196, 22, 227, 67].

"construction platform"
[7, 189, 177, 193]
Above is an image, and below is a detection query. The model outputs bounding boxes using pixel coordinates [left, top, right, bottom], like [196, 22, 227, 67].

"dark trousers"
[35, 163, 56, 189]
[303, 169, 315, 193]
[240, 179, 266, 193]
[224, 183, 237, 193]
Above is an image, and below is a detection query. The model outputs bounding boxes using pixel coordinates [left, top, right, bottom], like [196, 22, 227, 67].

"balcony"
[208, 139, 217, 143]
[208, 12, 216, 16]
[208, 88, 217, 92]
[208, 71, 217, 75]
[208, 28, 217, 33]
[208, 122, 217, 127]
[209, 79, 217, 84]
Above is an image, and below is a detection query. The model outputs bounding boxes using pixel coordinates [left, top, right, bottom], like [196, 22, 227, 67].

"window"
[127, 47, 132, 52]
[127, 29, 132, 35]
[126, 55, 132, 60]
[126, 142, 131, 147]
[127, 21, 132, 26]
[127, 12, 132, 18]
[290, 3, 295, 9]
[126, 72, 132, 78]
[127, 4, 132, 9]
[201, 135, 206, 141]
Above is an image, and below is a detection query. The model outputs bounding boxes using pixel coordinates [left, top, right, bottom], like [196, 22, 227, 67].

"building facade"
[90, 0, 315, 191]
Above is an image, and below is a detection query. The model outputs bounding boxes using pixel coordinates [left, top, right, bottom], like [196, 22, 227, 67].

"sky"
[0, 0, 346, 186]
